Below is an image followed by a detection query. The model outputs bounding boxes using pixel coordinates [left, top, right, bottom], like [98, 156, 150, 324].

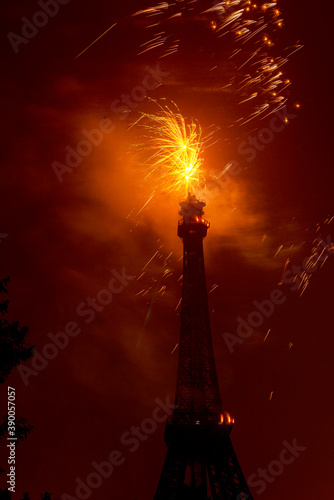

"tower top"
[179, 193, 206, 223]
[178, 193, 209, 239]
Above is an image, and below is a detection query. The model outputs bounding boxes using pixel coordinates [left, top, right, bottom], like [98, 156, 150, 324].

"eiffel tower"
[154, 194, 253, 500]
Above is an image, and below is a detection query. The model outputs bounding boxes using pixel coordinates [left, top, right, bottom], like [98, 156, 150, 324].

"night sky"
[1, 0, 334, 499]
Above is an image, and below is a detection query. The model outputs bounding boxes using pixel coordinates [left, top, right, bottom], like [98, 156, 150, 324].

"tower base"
[154, 421, 253, 500]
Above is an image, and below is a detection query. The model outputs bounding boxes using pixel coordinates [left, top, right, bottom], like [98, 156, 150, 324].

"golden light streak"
[135, 101, 208, 197]
[136, 192, 156, 217]
[320, 255, 328, 268]
[170, 343, 179, 355]
[263, 329, 271, 342]
[141, 250, 160, 272]
[175, 298, 182, 311]
[274, 245, 283, 258]
[73, 23, 117, 60]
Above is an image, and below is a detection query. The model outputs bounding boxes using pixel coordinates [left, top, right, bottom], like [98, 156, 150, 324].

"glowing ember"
[74, 1, 302, 128]
[132, 0, 303, 126]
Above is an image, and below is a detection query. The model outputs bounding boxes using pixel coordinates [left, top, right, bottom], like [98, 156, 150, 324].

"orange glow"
[135, 101, 208, 197]
[220, 412, 235, 425]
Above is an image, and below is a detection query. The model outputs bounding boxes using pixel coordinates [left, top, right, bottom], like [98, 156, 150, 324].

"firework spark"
[277, 217, 334, 297]
[74, 23, 117, 60]
[134, 101, 213, 197]
[132, 0, 302, 126]
[73, 1, 301, 129]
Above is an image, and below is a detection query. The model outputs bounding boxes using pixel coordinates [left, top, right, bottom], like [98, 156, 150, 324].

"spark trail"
[132, 0, 302, 126]
[74, 2, 301, 129]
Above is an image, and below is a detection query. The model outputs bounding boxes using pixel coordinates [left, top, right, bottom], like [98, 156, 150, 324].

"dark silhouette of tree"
[0, 416, 33, 444]
[0, 492, 55, 500]
[0, 277, 34, 474]
[0, 279, 54, 498]
[0, 277, 33, 383]
[0, 489, 11, 500]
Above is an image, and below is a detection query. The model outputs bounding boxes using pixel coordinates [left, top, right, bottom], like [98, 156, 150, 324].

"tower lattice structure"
[154, 195, 253, 500]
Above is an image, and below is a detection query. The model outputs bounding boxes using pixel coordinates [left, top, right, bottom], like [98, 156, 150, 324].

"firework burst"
[133, 101, 214, 197]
